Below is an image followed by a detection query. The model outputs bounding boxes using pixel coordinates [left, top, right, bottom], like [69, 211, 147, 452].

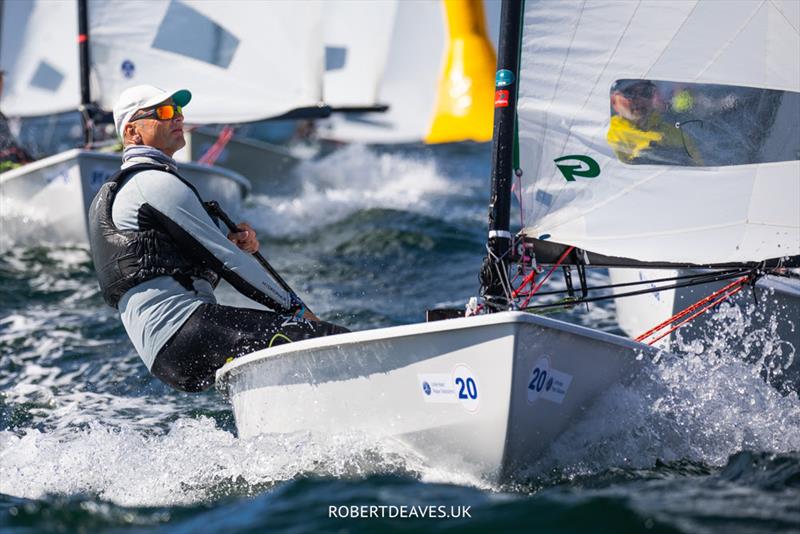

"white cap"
[113, 85, 192, 140]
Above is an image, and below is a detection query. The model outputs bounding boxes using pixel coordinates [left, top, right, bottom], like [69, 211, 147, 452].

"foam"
[242, 144, 471, 236]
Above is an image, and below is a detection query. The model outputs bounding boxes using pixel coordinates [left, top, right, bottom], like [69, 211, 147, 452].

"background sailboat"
[184, 0, 399, 193]
[0, 0, 337, 243]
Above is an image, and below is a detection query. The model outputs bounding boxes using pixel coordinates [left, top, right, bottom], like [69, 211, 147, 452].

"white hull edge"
[0, 148, 250, 244]
[216, 311, 654, 482]
[184, 129, 301, 194]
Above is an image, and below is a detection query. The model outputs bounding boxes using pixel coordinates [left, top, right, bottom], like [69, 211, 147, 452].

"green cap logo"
[554, 155, 600, 182]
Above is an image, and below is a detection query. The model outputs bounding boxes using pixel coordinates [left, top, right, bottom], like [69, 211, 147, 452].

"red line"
[644, 285, 745, 346]
[636, 276, 749, 345]
[519, 246, 574, 309]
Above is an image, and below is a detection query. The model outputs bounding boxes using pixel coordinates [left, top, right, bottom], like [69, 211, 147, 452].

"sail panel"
[319, 0, 446, 143]
[518, 0, 800, 264]
[0, 0, 81, 116]
[323, 0, 398, 108]
[88, 0, 324, 124]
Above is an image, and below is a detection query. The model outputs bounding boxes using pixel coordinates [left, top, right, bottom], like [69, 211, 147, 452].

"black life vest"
[88, 163, 219, 308]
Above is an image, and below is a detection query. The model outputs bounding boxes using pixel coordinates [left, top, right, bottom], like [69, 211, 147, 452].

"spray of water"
[241, 144, 477, 236]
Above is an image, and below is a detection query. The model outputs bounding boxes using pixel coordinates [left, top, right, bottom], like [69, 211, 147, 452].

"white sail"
[517, 0, 800, 264]
[0, 0, 80, 116]
[321, 0, 499, 144]
[88, 0, 324, 123]
[321, 0, 445, 143]
[1, 1, 324, 123]
[323, 0, 397, 109]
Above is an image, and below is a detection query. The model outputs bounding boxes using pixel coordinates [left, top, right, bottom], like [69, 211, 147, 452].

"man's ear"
[124, 122, 142, 145]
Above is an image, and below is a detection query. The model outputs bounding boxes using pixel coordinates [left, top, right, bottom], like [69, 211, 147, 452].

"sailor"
[606, 79, 701, 165]
[88, 85, 347, 392]
[0, 70, 34, 171]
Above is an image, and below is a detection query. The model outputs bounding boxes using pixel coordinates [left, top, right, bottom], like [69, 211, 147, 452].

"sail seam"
[530, 0, 588, 226]
[769, 0, 800, 34]
[693, 0, 766, 81]
[535, 1, 643, 229]
[642, 0, 700, 79]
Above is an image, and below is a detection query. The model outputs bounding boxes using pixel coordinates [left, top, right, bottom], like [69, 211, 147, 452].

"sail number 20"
[455, 377, 478, 400]
[528, 368, 547, 392]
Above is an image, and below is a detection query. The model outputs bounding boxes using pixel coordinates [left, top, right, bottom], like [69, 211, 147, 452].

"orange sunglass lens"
[155, 105, 181, 120]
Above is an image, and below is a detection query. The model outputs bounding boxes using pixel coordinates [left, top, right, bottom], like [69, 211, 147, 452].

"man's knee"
[151, 355, 215, 392]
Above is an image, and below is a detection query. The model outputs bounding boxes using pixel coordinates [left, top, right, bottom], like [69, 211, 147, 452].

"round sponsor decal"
[527, 357, 551, 403]
[495, 69, 514, 87]
[422, 381, 432, 396]
[452, 364, 479, 413]
[121, 59, 136, 79]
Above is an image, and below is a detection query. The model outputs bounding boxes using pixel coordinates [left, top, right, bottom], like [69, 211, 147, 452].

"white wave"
[0, 197, 88, 251]
[0, 416, 487, 507]
[242, 144, 468, 236]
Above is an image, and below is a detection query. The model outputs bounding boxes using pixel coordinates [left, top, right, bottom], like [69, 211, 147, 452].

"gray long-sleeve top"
[112, 151, 289, 369]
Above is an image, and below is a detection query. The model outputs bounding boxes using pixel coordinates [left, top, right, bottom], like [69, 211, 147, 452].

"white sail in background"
[321, 0, 499, 145]
[321, 0, 445, 143]
[88, 0, 324, 123]
[1, 1, 325, 123]
[323, 0, 397, 109]
[0, 0, 80, 116]
[518, 0, 800, 264]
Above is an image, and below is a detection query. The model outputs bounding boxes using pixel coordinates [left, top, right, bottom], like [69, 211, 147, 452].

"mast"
[77, 0, 92, 146]
[481, 0, 523, 310]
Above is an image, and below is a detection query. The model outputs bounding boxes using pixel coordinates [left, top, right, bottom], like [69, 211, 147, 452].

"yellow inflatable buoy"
[425, 0, 497, 144]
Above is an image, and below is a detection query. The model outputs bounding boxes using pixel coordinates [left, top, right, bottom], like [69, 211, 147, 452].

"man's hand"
[302, 309, 320, 322]
[228, 222, 259, 253]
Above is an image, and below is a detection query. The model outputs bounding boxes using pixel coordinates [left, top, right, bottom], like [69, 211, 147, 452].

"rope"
[635, 275, 750, 345]
[521, 269, 750, 311]
[518, 246, 574, 309]
[529, 268, 749, 297]
[198, 125, 235, 166]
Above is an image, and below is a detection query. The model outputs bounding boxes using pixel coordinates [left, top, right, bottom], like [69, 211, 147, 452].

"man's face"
[127, 98, 185, 156]
[611, 84, 657, 124]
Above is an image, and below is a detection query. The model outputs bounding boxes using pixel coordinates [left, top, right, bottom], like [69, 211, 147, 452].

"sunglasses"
[622, 85, 655, 99]
[130, 103, 183, 122]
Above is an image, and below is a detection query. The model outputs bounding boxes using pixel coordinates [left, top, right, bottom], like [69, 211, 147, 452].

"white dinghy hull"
[216, 312, 651, 483]
[0, 148, 250, 244]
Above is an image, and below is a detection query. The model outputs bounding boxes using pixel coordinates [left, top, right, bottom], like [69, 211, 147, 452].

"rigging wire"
[520, 268, 753, 311]
[636, 275, 750, 345]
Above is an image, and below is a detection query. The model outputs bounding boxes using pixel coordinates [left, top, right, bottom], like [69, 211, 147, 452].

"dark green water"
[1, 144, 798, 533]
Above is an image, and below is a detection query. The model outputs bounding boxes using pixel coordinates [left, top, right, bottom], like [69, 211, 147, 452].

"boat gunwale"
[215, 310, 657, 395]
[0, 148, 252, 194]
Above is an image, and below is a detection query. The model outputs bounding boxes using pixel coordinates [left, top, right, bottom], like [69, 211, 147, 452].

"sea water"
[1, 143, 798, 533]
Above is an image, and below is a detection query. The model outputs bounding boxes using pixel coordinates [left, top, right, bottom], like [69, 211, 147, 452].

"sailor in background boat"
[88, 85, 347, 392]
[0, 70, 33, 172]
[607, 79, 702, 166]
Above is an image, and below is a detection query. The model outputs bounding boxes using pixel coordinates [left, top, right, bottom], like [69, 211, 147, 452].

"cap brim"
[137, 89, 192, 110]
[171, 89, 191, 107]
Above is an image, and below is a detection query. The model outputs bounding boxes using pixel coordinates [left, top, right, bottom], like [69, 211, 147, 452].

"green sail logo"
[554, 155, 600, 182]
